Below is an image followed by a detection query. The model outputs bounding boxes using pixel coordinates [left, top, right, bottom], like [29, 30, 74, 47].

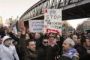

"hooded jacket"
[0, 36, 19, 60]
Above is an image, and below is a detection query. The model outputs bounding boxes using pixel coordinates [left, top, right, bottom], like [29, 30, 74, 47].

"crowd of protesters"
[0, 26, 90, 60]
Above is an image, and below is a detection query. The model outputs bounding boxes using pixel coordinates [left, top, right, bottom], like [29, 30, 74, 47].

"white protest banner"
[44, 9, 62, 35]
[29, 20, 44, 33]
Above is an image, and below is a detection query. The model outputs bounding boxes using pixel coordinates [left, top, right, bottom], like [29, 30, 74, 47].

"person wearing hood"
[0, 35, 19, 60]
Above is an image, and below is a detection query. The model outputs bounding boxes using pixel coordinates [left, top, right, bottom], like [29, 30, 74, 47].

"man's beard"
[30, 48, 36, 52]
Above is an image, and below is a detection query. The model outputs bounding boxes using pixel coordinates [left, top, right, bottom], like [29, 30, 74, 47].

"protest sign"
[29, 20, 44, 33]
[44, 9, 62, 35]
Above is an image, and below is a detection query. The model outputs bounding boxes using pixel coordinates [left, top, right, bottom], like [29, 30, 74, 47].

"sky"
[0, 0, 88, 28]
[0, 0, 40, 19]
[67, 18, 88, 29]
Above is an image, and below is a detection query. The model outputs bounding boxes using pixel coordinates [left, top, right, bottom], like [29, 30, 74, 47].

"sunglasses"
[43, 41, 48, 43]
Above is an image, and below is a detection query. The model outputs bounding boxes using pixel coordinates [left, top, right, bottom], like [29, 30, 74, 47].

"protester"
[70, 34, 87, 59]
[37, 38, 49, 60]
[34, 33, 43, 49]
[46, 33, 60, 60]
[86, 38, 90, 50]
[62, 38, 79, 60]
[0, 36, 2, 45]
[0, 35, 19, 60]
[0, 26, 5, 38]
[24, 39, 37, 60]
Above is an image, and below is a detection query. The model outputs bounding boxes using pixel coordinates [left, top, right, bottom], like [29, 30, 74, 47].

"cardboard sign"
[44, 9, 62, 35]
[29, 20, 44, 33]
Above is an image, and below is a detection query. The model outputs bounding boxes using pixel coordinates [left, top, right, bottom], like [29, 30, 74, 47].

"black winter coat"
[37, 46, 49, 60]
[24, 49, 37, 60]
[46, 45, 60, 60]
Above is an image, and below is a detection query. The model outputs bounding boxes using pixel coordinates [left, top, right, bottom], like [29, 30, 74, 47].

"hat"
[2, 36, 12, 42]
[64, 38, 75, 47]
